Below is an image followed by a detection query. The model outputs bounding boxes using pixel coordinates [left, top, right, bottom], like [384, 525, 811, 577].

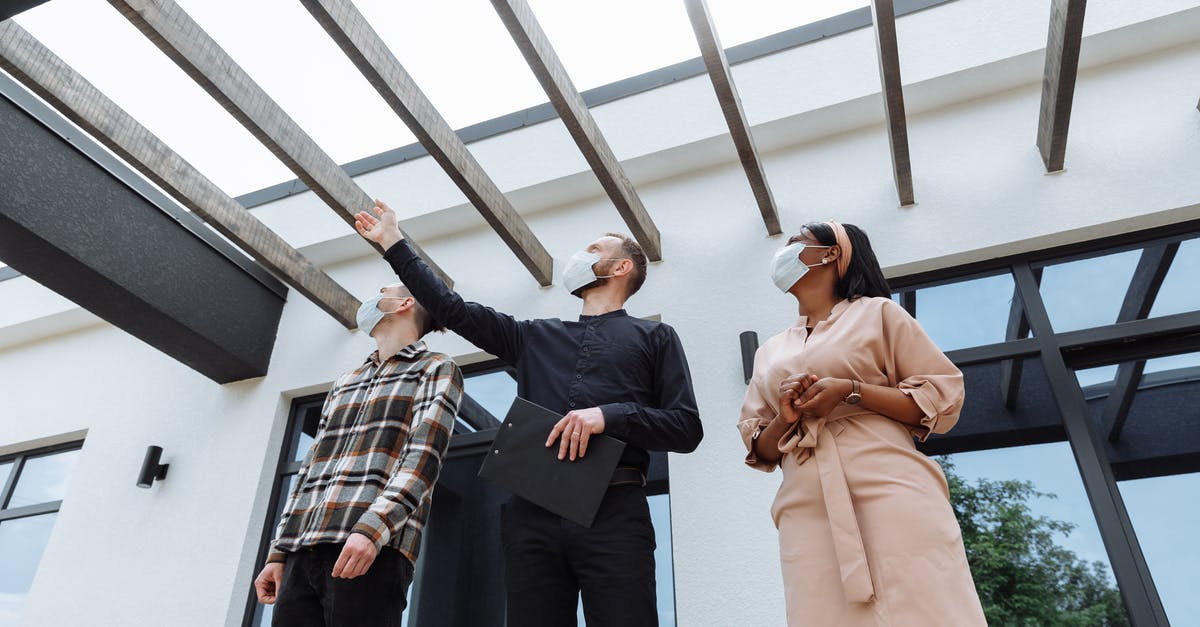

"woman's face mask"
[770, 242, 831, 292]
[356, 293, 408, 335]
[562, 251, 623, 297]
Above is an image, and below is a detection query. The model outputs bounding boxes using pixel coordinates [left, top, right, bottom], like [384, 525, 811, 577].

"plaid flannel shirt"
[268, 340, 463, 564]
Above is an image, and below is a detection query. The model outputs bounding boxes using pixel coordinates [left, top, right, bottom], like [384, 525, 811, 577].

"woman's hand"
[793, 377, 853, 420]
[778, 373, 819, 423]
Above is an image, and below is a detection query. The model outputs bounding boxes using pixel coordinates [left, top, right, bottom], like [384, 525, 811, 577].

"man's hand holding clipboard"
[478, 398, 626, 527]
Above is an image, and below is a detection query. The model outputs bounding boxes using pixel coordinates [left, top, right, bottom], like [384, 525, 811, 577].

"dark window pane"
[937, 443, 1122, 623]
[1148, 237, 1200, 319]
[1040, 249, 1141, 332]
[251, 473, 298, 627]
[1118, 472, 1200, 624]
[464, 370, 518, 419]
[916, 274, 1016, 351]
[293, 405, 323, 462]
[0, 512, 58, 625]
[8, 450, 79, 509]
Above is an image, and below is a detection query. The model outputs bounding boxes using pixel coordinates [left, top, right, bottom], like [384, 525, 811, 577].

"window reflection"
[937, 443, 1122, 623]
[7, 450, 79, 508]
[0, 513, 58, 627]
[1039, 250, 1140, 333]
[463, 369, 518, 420]
[1148, 238, 1200, 319]
[1118, 472, 1200, 625]
[916, 273, 1015, 352]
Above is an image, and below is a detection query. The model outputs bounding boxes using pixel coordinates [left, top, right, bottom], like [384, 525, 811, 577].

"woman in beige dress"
[739, 221, 986, 626]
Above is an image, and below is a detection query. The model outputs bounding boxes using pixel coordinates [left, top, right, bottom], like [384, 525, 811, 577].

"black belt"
[610, 466, 646, 487]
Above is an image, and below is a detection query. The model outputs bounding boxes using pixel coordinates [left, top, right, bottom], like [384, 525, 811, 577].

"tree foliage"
[939, 459, 1129, 627]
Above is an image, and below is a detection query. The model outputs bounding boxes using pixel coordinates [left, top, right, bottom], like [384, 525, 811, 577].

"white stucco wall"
[2, 1, 1199, 625]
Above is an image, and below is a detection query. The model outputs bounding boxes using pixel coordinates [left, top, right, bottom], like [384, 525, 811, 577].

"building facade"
[1, 0, 1199, 625]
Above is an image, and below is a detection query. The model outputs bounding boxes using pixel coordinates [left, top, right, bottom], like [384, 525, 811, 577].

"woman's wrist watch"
[844, 380, 862, 405]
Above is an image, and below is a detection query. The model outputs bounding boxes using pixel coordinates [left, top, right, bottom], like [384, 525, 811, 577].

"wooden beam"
[0, 20, 361, 329]
[489, 0, 662, 260]
[683, 0, 781, 236]
[300, 0, 553, 286]
[869, 0, 914, 206]
[1037, 0, 1087, 172]
[107, 0, 451, 285]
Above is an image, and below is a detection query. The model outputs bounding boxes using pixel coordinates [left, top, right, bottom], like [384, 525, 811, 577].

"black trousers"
[501, 485, 658, 627]
[272, 543, 414, 627]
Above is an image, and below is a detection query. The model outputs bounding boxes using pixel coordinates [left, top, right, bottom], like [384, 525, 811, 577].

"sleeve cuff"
[383, 240, 415, 263]
[351, 511, 393, 551]
[599, 402, 633, 438]
[901, 385, 940, 442]
[266, 550, 288, 564]
[738, 418, 779, 473]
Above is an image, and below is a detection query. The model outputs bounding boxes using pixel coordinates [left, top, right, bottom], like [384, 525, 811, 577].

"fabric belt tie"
[610, 466, 646, 487]
[779, 415, 876, 604]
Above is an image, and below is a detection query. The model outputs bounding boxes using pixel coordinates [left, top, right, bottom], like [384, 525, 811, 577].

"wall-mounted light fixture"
[740, 331, 759, 384]
[136, 445, 169, 488]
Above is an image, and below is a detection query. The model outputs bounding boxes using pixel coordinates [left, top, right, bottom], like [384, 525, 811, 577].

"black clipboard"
[478, 397, 625, 527]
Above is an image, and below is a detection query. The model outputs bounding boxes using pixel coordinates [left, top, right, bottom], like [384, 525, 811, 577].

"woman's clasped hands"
[779, 373, 852, 423]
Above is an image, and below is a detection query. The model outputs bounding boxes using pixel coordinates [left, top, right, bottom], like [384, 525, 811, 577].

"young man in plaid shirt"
[253, 282, 463, 626]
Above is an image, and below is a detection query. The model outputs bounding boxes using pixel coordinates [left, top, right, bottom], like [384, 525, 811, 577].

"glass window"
[0, 513, 58, 627]
[1118, 472, 1200, 625]
[916, 273, 1018, 352]
[463, 369, 518, 420]
[1076, 365, 1119, 391]
[938, 443, 1123, 624]
[7, 450, 80, 508]
[1148, 237, 1200, 319]
[1039, 250, 1141, 333]
[0, 443, 81, 627]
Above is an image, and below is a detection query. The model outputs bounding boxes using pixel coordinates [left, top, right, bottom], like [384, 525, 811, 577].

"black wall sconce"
[740, 331, 759, 384]
[136, 445, 170, 488]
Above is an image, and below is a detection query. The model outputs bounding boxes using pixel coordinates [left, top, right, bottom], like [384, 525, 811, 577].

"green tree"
[939, 459, 1129, 627]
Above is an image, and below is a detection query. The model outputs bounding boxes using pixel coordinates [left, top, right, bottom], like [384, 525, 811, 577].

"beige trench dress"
[738, 297, 986, 626]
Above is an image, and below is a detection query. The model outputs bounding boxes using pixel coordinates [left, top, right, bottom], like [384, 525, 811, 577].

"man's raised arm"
[356, 200, 524, 365]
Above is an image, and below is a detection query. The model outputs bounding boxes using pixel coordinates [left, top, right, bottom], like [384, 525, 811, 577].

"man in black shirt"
[355, 200, 702, 626]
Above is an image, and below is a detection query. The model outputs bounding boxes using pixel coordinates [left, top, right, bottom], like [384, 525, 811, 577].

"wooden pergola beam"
[683, 0, 781, 236]
[107, 0, 451, 285]
[0, 19, 360, 329]
[1037, 0, 1087, 172]
[489, 0, 662, 261]
[300, 0, 553, 286]
[869, 0, 914, 206]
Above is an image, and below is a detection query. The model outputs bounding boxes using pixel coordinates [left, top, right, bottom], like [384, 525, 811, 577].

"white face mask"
[562, 251, 621, 297]
[770, 243, 830, 292]
[356, 293, 407, 335]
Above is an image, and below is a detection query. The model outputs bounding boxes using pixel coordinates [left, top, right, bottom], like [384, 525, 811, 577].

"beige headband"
[825, 220, 853, 279]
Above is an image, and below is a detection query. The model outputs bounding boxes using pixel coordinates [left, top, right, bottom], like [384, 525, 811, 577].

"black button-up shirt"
[385, 241, 703, 473]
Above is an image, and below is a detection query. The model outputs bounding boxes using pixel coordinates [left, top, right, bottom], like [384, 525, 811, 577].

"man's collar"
[578, 308, 628, 321]
[367, 339, 428, 365]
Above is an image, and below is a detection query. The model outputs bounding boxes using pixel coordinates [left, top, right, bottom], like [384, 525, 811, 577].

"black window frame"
[0, 440, 84, 523]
